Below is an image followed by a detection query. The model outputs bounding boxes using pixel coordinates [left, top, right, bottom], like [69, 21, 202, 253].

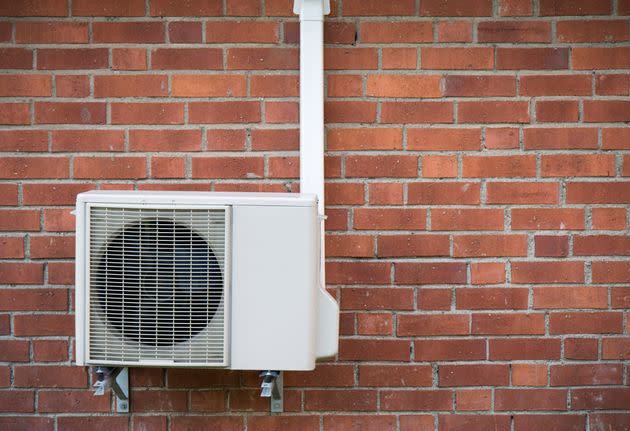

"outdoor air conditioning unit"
[75, 190, 337, 371]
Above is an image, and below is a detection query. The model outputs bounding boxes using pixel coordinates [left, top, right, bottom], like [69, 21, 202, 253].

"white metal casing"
[75, 190, 332, 371]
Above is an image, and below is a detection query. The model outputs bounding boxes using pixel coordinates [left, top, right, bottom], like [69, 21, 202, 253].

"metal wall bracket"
[259, 370, 283, 413]
[111, 367, 129, 413]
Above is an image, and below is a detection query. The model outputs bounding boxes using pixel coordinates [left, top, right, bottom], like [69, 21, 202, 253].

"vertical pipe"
[294, 0, 338, 359]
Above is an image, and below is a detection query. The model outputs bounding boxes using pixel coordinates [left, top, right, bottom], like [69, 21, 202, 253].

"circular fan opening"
[94, 218, 223, 347]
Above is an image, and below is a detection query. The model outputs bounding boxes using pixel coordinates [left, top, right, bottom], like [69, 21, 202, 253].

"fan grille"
[88, 206, 227, 365]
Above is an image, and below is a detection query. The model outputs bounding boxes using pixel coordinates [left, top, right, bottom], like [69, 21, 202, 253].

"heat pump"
[75, 190, 338, 371]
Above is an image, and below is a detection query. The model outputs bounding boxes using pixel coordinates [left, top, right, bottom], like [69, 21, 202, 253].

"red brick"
[0, 288, 67, 311]
[251, 129, 298, 151]
[346, 155, 418, 178]
[512, 208, 584, 230]
[0, 209, 40, 231]
[151, 48, 222, 70]
[323, 415, 396, 431]
[35, 102, 106, 124]
[228, 48, 298, 69]
[459, 101, 530, 123]
[473, 313, 544, 335]
[93, 22, 163, 43]
[171, 417, 240, 431]
[551, 364, 622, 386]
[558, 20, 628, 43]
[326, 262, 390, 285]
[166, 369, 240, 388]
[417, 289, 451, 310]
[325, 48, 378, 70]
[540, 0, 611, 15]
[524, 127, 598, 150]
[132, 390, 187, 412]
[585, 100, 630, 122]
[251, 75, 298, 97]
[398, 314, 469, 336]
[589, 414, 630, 431]
[381, 390, 452, 411]
[457, 288, 528, 310]
[285, 365, 355, 389]
[169, 21, 202, 43]
[0, 340, 29, 361]
[422, 48, 493, 70]
[37, 49, 108, 70]
[74, 157, 146, 179]
[573, 47, 630, 70]
[565, 338, 598, 360]
[207, 129, 246, 151]
[422, 155, 457, 178]
[596, 74, 629, 96]
[339, 339, 410, 361]
[325, 101, 377, 123]
[367, 75, 441, 98]
[361, 22, 432, 43]
[463, 155, 535, 177]
[622, 0, 630, 14]
[52, 130, 120, 152]
[327, 75, 362, 97]
[23, 183, 93, 205]
[33, 340, 68, 362]
[0, 237, 24, 258]
[111, 102, 184, 125]
[453, 234, 527, 257]
[471, 262, 506, 285]
[327, 235, 373, 257]
[571, 389, 630, 410]
[441, 414, 507, 428]
[444, 75, 516, 97]
[382, 48, 418, 69]
[381, 101, 453, 123]
[485, 128, 517, 151]
[487, 182, 559, 204]
[14, 366, 86, 388]
[496, 389, 567, 411]
[593, 261, 630, 283]
[612, 287, 630, 308]
[513, 261, 584, 284]
[341, 288, 414, 311]
[491, 338, 561, 360]
[0, 23, 9, 42]
[397, 262, 467, 284]
[574, 235, 630, 256]
[433, 209, 503, 232]
[207, 21, 278, 43]
[173, 74, 246, 97]
[410, 183, 481, 207]
[378, 235, 449, 257]
[0, 391, 34, 413]
[359, 365, 432, 387]
[567, 182, 630, 204]
[415, 339, 485, 361]
[133, 416, 168, 431]
[456, 390, 492, 411]
[0, 417, 53, 431]
[189, 390, 224, 412]
[550, 312, 623, 334]
[249, 417, 319, 431]
[14, 314, 74, 336]
[72, 0, 145, 16]
[0, 262, 44, 285]
[512, 364, 548, 386]
[0, 74, 52, 97]
[305, 390, 376, 411]
[150, 0, 221, 16]
[478, 21, 550, 43]
[408, 128, 481, 151]
[55, 75, 89, 98]
[112, 48, 147, 70]
[535, 235, 569, 257]
[421, 0, 492, 16]
[438, 21, 473, 42]
[537, 100, 579, 122]
[328, 128, 402, 151]
[189, 101, 261, 123]
[440, 364, 509, 387]
[344, 0, 415, 16]
[0, 130, 47, 152]
[497, 48, 569, 69]
[520, 75, 591, 96]
[191, 157, 263, 179]
[151, 157, 184, 179]
[353, 208, 424, 231]
[514, 415, 585, 431]
[42, 391, 112, 413]
[0, 48, 32, 69]
[0, 103, 30, 125]
[95, 75, 167, 98]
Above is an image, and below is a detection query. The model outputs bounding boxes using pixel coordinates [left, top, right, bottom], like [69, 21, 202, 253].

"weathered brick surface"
[0, 0, 629, 428]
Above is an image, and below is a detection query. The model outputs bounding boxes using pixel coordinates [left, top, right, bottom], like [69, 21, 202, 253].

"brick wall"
[1, 0, 629, 429]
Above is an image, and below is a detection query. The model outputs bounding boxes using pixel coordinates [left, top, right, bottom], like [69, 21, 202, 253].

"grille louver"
[87, 206, 228, 366]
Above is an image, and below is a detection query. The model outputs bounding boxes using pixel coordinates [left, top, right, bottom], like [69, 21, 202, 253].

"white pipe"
[294, 0, 338, 359]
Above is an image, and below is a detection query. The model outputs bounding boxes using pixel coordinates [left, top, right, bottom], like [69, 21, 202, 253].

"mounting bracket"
[111, 367, 129, 413]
